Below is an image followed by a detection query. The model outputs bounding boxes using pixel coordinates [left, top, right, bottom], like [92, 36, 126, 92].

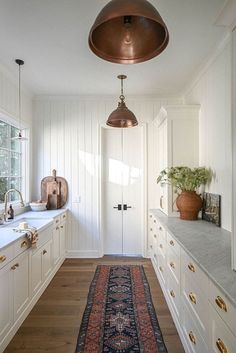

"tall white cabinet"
[155, 105, 199, 216]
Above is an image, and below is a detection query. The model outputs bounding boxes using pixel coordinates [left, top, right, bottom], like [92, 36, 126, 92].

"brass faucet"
[4, 189, 25, 221]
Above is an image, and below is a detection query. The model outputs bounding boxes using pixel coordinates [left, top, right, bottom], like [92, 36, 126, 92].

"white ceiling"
[0, 0, 228, 96]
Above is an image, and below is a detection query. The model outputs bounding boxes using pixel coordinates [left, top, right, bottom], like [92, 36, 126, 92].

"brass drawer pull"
[0, 255, 6, 263]
[63, 214, 66, 218]
[60, 225, 64, 229]
[189, 331, 196, 345]
[189, 292, 197, 305]
[159, 266, 163, 272]
[159, 226, 162, 231]
[21, 240, 28, 248]
[188, 263, 196, 273]
[215, 296, 227, 312]
[154, 234, 157, 238]
[43, 250, 47, 255]
[160, 244, 163, 249]
[154, 219, 156, 223]
[170, 262, 175, 269]
[149, 214, 152, 218]
[150, 228, 153, 231]
[216, 339, 228, 353]
[11, 263, 19, 270]
[56, 219, 59, 223]
[170, 290, 175, 298]
[150, 245, 153, 249]
[56, 226, 59, 230]
[170, 240, 174, 246]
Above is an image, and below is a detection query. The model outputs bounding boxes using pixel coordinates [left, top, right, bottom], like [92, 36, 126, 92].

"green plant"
[157, 166, 211, 194]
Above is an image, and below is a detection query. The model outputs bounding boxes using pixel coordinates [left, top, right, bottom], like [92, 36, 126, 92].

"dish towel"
[26, 227, 38, 248]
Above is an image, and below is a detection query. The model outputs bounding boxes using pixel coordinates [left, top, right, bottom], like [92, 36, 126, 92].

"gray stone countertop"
[150, 209, 236, 308]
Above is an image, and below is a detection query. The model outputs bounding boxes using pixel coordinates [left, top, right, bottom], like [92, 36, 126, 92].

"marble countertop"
[150, 209, 236, 308]
[0, 209, 67, 250]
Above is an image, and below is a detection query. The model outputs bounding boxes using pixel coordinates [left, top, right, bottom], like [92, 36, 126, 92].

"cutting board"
[41, 169, 68, 209]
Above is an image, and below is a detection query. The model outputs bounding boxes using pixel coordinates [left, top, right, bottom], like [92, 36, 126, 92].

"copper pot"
[176, 191, 202, 220]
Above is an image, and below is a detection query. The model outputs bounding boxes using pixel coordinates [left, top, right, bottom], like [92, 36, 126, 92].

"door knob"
[113, 204, 122, 210]
[123, 204, 132, 210]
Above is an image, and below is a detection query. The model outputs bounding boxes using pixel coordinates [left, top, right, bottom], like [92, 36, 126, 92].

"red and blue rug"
[75, 265, 167, 353]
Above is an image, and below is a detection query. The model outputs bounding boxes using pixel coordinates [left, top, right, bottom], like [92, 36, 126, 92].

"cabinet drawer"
[0, 245, 14, 269]
[182, 270, 209, 343]
[157, 254, 166, 286]
[210, 305, 236, 353]
[156, 221, 166, 240]
[181, 249, 209, 296]
[14, 236, 30, 258]
[182, 303, 208, 353]
[54, 216, 61, 227]
[166, 231, 180, 256]
[157, 236, 166, 259]
[209, 281, 236, 338]
[166, 269, 181, 319]
[60, 212, 67, 223]
[166, 247, 180, 285]
[36, 227, 52, 249]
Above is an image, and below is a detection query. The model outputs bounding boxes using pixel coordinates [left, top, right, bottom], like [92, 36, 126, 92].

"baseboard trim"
[66, 250, 101, 258]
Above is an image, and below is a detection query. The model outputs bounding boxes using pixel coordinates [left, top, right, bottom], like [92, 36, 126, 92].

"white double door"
[102, 126, 145, 256]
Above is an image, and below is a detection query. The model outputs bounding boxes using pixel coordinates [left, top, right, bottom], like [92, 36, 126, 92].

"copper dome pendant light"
[12, 59, 27, 141]
[89, 0, 169, 64]
[106, 75, 138, 128]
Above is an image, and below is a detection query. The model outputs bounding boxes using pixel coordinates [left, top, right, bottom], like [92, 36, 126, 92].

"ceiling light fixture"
[12, 59, 27, 141]
[89, 0, 169, 64]
[106, 75, 138, 128]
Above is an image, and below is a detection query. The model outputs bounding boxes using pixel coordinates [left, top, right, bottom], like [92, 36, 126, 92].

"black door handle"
[113, 204, 122, 210]
[123, 204, 132, 210]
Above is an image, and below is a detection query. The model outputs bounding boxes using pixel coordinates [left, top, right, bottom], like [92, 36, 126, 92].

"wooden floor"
[4, 257, 185, 353]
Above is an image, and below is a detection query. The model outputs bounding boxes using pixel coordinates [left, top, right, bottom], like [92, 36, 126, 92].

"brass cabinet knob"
[43, 250, 47, 255]
[56, 226, 59, 230]
[154, 234, 157, 238]
[21, 240, 28, 248]
[150, 245, 153, 249]
[170, 290, 175, 298]
[154, 219, 156, 223]
[170, 262, 175, 269]
[150, 228, 153, 231]
[56, 219, 59, 223]
[11, 263, 19, 270]
[63, 214, 66, 218]
[189, 331, 196, 345]
[149, 214, 152, 218]
[0, 255, 6, 263]
[170, 240, 174, 246]
[160, 244, 163, 249]
[216, 338, 228, 353]
[189, 292, 197, 305]
[188, 263, 196, 273]
[159, 226, 162, 231]
[215, 296, 227, 312]
[60, 225, 64, 229]
[159, 266, 163, 272]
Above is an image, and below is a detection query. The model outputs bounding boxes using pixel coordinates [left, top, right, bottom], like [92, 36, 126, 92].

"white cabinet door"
[0, 264, 13, 343]
[59, 221, 66, 258]
[102, 126, 145, 256]
[12, 251, 30, 321]
[52, 226, 60, 265]
[31, 247, 43, 297]
[42, 240, 52, 280]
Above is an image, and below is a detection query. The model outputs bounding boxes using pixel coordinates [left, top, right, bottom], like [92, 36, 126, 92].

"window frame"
[0, 109, 30, 212]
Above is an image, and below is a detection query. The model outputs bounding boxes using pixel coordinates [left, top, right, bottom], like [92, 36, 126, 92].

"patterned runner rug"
[75, 265, 168, 353]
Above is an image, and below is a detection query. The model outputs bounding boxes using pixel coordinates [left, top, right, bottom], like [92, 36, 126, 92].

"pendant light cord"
[18, 62, 21, 131]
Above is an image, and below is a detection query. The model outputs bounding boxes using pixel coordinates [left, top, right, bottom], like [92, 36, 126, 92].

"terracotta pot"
[176, 191, 202, 220]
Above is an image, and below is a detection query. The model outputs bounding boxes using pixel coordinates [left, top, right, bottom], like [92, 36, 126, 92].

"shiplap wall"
[33, 96, 182, 257]
[184, 39, 232, 231]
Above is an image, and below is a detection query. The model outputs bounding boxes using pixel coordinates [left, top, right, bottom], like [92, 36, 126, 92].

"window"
[0, 120, 23, 204]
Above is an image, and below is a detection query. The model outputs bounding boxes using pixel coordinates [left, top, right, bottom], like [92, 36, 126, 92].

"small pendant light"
[12, 59, 27, 141]
[89, 0, 169, 64]
[106, 75, 138, 128]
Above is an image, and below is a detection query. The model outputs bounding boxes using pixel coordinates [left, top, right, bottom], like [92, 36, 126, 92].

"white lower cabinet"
[0, 210, 67, 353]
[149, 212, 236, 353]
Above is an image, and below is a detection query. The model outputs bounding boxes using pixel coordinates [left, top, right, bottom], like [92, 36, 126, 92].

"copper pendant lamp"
[106, 75, 138, 128]
[89, 0, 169, 64]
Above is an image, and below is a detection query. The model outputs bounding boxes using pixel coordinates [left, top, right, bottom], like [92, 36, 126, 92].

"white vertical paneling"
[184, 40, 232, 231]
[33, 96, 182, 257]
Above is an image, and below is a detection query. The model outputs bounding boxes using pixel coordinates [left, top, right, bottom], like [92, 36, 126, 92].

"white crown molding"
[215, 0, 236, 30]
[182, 32, 231, 99]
